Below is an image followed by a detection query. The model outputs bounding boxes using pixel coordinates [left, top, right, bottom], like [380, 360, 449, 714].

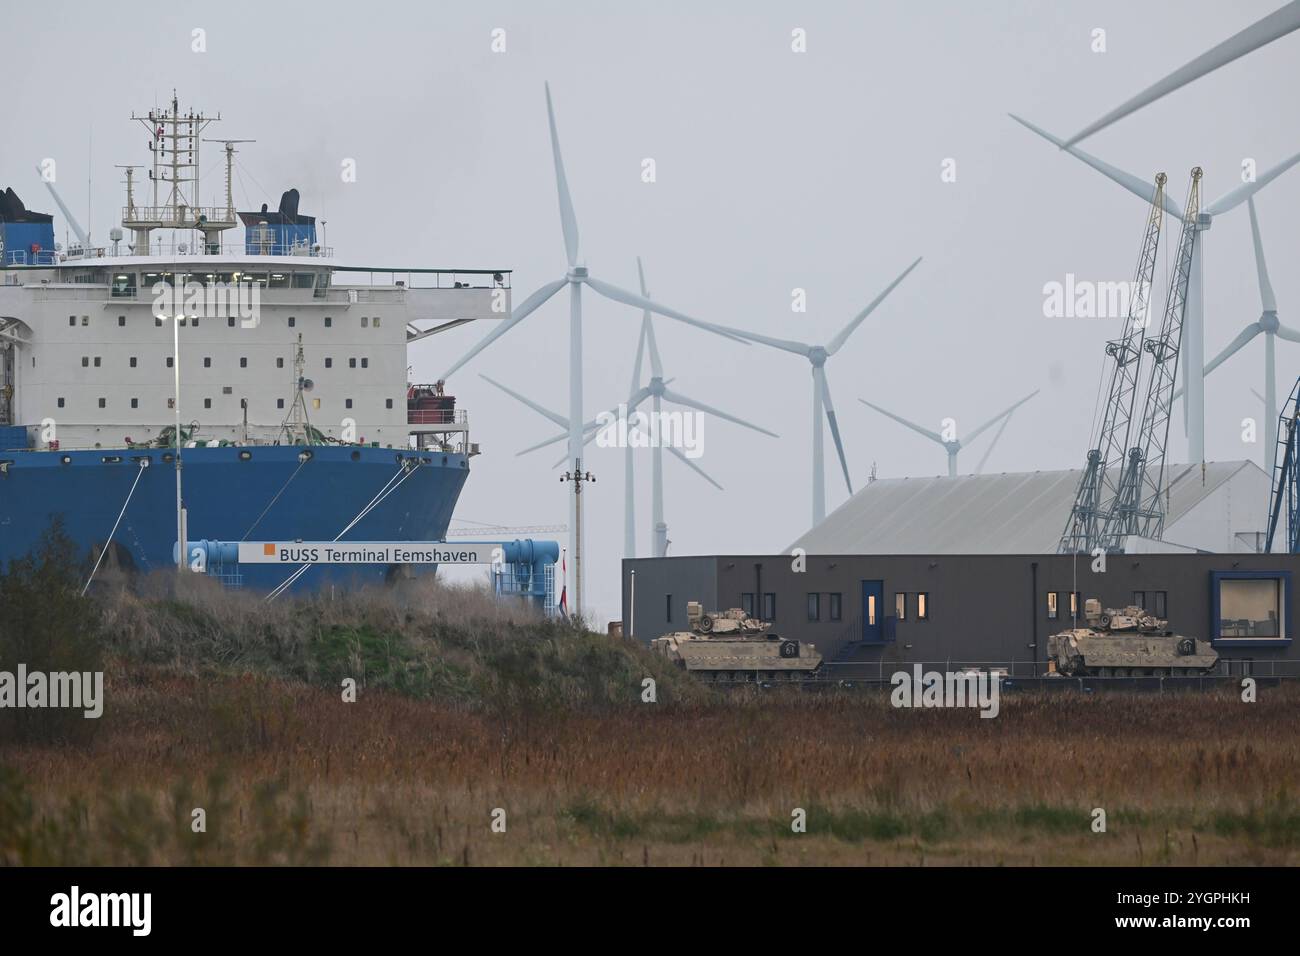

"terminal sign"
[237, 542, 490, 565]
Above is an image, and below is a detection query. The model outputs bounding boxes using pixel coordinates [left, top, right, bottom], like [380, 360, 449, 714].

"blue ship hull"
[0, 444, 470, 592]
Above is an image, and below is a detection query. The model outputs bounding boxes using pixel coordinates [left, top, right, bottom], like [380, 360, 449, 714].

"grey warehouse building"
[620, 464, 1295, 678]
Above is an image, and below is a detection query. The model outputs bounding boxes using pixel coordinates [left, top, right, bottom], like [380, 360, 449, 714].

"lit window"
[807, 593, 820, 622]
[867, 594, 876, 626]
[1047, 592, 1058, 620]
[312, 398, 321, 410]
[917, 592, 929, 620]
[373, 317, 381, 328]
[1069, 592, 1079, 620]
[895, 592, 906, 621]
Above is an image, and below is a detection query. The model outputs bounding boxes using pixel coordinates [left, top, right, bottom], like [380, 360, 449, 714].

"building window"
[895, 592, 906, 621]
[228, 316, 236, 327]
[361, 316, 369, 327]
[130, 398, 138, 409]
[349, 357, 357, 368]
[666, 594, 672, 623]
[1153, 591, 1167, 618]
[166, 356, 174, 368]
[917, 592, 929, 620]
[312, 398, 321, 410]
[740, 592, 755, 617]
[1213, 573, 1288, 642]
[277, 399, 285, 409]
[1047, 591, 1058, 620]
[240, 357, 248, 368]
[98, 398, 106, 408]
[807, 593, 820, 621]
[204, 398, 212, 409]
[93, 357, 101, 367]
[324, 316, 332, 328]
[288, 316, 296, 328]
[81, 316, 89, 326]
[57, 397, 65, 408]
[202, 357, 211, 367]
[385, 398, 393, 409]
[345, 398, 353, 409]
[129, 357, 137, 368]
[829, 592, 842, 621]
[277, 357, 285, 369]
[373, 317, 381, 328]
[361, 357, 368, 368]
[325, 358, 333, 368]
[1133, 591, 1146, 610]
[1069, 591, 1080, 621]
[69, 315, 76, 326]
[118, 316, 125, 327]
[762, 593, 776, 620]
[81, 356, 89, 367]
[222, 387, 233, 395]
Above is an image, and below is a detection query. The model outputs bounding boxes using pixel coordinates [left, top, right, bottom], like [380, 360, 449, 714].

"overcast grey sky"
[3, 1, 1295, 621]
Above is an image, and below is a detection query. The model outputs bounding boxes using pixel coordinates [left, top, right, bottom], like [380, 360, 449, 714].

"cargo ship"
[0, 96, 510, 591]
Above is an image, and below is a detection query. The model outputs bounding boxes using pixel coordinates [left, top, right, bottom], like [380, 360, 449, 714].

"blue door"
[861, 580, 884, 643]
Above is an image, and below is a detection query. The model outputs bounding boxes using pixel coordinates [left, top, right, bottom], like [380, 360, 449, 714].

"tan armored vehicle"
[650, 602, 823, 682]
[1047, 598, 1218, 677]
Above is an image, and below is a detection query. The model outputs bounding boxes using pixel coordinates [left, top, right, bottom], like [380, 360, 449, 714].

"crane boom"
[1101, 167, 1203, 550]
[1058, 173, 1167, 553]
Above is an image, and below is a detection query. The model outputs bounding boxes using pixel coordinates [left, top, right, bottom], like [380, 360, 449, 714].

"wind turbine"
[480, 287, 776, 559]
[721, 260, 922, 526]
[1063, 1, 1300, 147]
[1010, 114, 1300, 464]
[1171, 197, 1300, 474]
[858, 390, 1039, 477]
[441, 83, 747, 615]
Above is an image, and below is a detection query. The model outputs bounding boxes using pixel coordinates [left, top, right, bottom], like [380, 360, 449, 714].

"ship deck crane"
[1100, 168, 1203, 550]
[1058, 173, 1168, 553]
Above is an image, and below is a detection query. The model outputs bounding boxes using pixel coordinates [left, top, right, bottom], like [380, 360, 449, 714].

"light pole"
[168, 311, 185, 571]
[560, 459, 595, 618]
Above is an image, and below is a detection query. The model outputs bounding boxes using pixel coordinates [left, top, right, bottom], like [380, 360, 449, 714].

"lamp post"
[560, 459, 595, 617]
[169, 311, 185, 571]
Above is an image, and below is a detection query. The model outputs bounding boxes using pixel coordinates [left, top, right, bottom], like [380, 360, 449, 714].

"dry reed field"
[2, 559, 1299, 867]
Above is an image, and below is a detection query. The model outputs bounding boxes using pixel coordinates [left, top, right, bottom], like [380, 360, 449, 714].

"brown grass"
[4, 662, 1299, 865]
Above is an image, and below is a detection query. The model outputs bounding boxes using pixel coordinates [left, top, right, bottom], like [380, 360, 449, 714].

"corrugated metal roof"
[790, 461, 1261, 554]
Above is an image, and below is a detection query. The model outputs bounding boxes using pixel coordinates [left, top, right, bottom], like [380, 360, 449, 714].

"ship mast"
[123, 93, 236, 256]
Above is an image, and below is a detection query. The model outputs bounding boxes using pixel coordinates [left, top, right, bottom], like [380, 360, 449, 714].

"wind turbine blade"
[1061, 2, 1300, 147]
[1252, 387, 1266, 404]
[583, 276, 753, 346]
[479, 373, 569, 431]
[826, 256, 923, 356]
[1205, 148, 1300, 216]
[1205, 324, 1263, 377]
[544, 82, 580, 267]
[630, 317, 648, 395]
[666, 445, 724, 491]
[1008, 114, 1185, 219]
[441, 278, 565, 379]
[1247, 198, 1278, 311]
[1275, 324, 1300, 344]
[974, 411, 1014, 475]
[858, 397, 945, 444]
[819, 370, 853, 495]
[963, 389, 1040, 445]
[643, 315, 664, 380]
[637, 256, 649, 297]
[659, 386, 779, 438]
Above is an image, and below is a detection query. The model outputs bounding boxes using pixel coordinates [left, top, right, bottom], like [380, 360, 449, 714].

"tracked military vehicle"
[1047, 598, 1218, 677]
[650, 602, 823, 682]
